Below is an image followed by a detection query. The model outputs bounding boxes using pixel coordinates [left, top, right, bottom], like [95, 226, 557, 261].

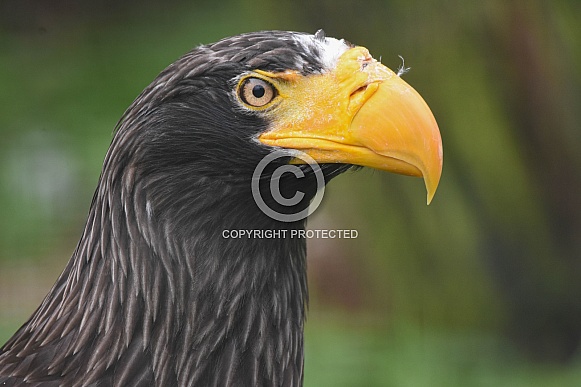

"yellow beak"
[256, 47, 443, 204]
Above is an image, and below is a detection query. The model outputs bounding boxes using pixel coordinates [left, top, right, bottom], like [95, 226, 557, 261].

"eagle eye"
[238, 77, 277, 108]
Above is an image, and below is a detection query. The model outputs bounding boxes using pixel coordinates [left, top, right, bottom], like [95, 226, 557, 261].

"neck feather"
[0, 169, 308, 386]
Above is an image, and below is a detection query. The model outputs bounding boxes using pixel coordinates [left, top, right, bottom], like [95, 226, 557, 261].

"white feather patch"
[293, 32, 350, 72]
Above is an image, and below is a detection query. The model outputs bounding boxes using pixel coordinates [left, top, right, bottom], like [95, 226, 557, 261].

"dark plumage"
[0, 30, 442, 386]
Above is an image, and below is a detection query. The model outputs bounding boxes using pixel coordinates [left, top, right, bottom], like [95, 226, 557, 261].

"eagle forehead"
[292, 31, 351, 72]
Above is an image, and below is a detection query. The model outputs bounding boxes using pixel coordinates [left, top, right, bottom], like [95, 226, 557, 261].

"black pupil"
[252, 84, 266, 98]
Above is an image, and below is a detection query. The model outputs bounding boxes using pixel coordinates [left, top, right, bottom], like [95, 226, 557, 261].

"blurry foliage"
[1, 0, 580, 384]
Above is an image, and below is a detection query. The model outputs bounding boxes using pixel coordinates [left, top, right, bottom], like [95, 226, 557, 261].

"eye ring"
[238, 77, 277, 108]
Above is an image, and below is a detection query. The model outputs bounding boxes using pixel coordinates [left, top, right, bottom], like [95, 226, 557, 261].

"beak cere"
[258, 46, 443, 204]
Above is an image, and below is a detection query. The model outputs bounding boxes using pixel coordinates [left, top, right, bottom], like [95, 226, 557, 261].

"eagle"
[0, 30, 442, 386]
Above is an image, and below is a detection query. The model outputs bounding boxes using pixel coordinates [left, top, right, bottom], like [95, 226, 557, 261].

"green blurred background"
[1, 0, 580, 385]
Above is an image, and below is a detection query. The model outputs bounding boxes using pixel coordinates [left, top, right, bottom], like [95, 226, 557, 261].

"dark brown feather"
[0, 31, 353, 386]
